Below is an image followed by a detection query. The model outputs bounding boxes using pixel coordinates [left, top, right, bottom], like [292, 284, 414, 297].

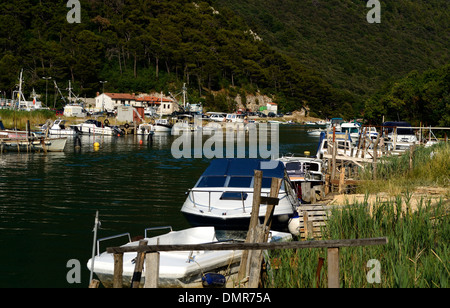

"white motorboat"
[87, 226, 292, 288]
[136, 123, 154, 136]
[180, 159, 299, 231]
[306, 128, 326, 136]
[42, 119, 81, 136]
[153, 118, 172, 133]
[278, 155, 325, 203]
[340, 122, 361, 144]
[0, 136, 67, 152]
[71, 119, 123, 136]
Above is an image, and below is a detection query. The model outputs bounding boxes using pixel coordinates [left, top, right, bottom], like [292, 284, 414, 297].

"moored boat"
[278, 155, 325, 203]
[87, 226, 292, 288]
[0, 136, 67, 152]
[71, 119, 123, 136]
[42, 119, 81, 136]
[180, 158, 299, 231]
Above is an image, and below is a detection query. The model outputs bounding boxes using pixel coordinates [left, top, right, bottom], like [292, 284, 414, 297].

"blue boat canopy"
[202, 159, 285, 178]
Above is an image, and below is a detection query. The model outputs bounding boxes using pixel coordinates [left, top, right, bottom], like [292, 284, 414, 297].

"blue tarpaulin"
[201, 159, 284, 178]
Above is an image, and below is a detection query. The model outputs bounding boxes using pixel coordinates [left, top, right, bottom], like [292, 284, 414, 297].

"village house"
[95, 92, 179, 115]
[95, 93, 137, 112]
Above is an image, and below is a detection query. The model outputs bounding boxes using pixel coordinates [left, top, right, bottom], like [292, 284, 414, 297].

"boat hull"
[153, 124, 172, 132]
[182, 211, 293, 232]
[87, 226, 292, 288]
[0, 137, 67, 152]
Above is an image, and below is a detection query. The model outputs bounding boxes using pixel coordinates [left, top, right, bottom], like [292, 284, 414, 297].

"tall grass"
[357, 142, 450, 193]
[0, 109, 55, 130]
[265, 198, 449, 288]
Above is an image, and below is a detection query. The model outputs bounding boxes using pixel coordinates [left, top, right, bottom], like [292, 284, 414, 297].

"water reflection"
[0, 125, 320, 287]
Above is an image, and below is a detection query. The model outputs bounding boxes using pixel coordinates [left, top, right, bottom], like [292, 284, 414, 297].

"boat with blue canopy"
[180, 158, 299, 231]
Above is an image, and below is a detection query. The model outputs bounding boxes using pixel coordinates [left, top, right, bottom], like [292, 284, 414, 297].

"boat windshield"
[197, 176, 227, 188]
[228, 177, 252, 188]
[196, 175, 280, 189]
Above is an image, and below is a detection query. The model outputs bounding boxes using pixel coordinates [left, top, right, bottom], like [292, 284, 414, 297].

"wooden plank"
[89, 279, 100, 288]
[238, 170, 263, 282]
[131, 240, 147, 288]
[144, 252, 160, 288]
[301, 182, 311, 203]
[249, 177, 282, 288]
[113, 253, 123, 288]
[328, 248, 339, 288]
[107, 237, 389, 254]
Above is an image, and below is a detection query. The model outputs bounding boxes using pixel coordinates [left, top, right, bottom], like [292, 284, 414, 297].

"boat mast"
[182, 83, 187, 109]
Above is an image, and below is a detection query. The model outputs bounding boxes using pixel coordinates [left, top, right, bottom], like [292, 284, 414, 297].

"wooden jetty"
[100, 171, 388, 289]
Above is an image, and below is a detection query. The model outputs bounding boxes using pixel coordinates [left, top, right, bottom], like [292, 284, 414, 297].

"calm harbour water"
[0, 125, 319, 288]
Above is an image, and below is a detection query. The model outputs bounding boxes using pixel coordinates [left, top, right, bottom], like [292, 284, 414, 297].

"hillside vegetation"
[0, 0, 448, 125]
[216, 0, 449, 99]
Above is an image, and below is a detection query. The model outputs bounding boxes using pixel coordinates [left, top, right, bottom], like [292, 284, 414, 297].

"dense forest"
[0, 0, 448, 125]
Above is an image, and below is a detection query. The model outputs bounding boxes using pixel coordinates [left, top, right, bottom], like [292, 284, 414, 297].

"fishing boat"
[180, 159, 299, 231]
[340, 122, 361, 144]
[136, 123, 154, 136]
[0, 136, 67, 152]
[278, 155, 325, 203]
[42, 119, 81, 136]
[87, 226, 292, 288]
[153, 118, 172, 133]
[71, 119, 123, 136]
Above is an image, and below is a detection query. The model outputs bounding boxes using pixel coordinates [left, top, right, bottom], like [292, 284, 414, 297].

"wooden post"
[113, 253, 124, 288]
[316, 257, 325, 288]
[89, 279, 100, 288]
[263, 178, 282, 232]
[144, 252, 160, 288]
[248, 178, 282, 288]
[372, 133, 381, 180]
[248, 225, 266, 288]
[131, 240, 148, 288]
[301, 182, 311, 203]
[331, 141, 337, 192]
[303, 211, 313, 240]
[238, 170, 263, 283]
[327, 248, 339, 288]
[338, 167, 345, 194]
[325, 174, 330, 195]
[409, 145, 415, 171]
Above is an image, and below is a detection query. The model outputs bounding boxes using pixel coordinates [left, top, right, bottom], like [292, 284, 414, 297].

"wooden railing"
[99, 171, 388, 289]
[105, 237, 388, 288]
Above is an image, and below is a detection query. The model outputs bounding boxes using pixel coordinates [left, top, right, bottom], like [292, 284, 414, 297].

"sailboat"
[152, 92, 172, 133]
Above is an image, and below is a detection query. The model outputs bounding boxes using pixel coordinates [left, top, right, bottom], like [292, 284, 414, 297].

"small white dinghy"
[87, 226, 292, 288]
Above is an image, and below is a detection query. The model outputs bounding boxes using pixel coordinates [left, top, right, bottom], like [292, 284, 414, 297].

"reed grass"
[265, 198, 449, 288]
[0, 109, 56, 130]
[357, 142, 450, 194]
[265, 143, 449, 288]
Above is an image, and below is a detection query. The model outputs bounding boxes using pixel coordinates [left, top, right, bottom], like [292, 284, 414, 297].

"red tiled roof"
[105, 93, 136, 100]
[136, 96, 173, 104]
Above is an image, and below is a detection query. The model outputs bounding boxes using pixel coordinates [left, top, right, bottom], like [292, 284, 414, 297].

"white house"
[95, 93, 178, 115]
[267, 102, 278, 114]
[95, 93, 137, 112]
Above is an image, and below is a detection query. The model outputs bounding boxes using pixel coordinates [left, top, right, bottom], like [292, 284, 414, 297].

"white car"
[209, 114, 225, 122]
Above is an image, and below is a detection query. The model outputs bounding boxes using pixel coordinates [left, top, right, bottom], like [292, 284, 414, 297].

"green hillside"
[0, 0, 448, 124]
[215, 0, 449, 100]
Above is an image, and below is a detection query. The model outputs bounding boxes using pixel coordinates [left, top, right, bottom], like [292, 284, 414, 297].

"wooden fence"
[96, 171, 388, 289]
[104, 237, 388, 289]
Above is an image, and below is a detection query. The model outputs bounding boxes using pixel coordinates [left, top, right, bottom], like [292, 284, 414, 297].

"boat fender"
[288, 212, 301, 236]
[202, 273, 226, 288]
